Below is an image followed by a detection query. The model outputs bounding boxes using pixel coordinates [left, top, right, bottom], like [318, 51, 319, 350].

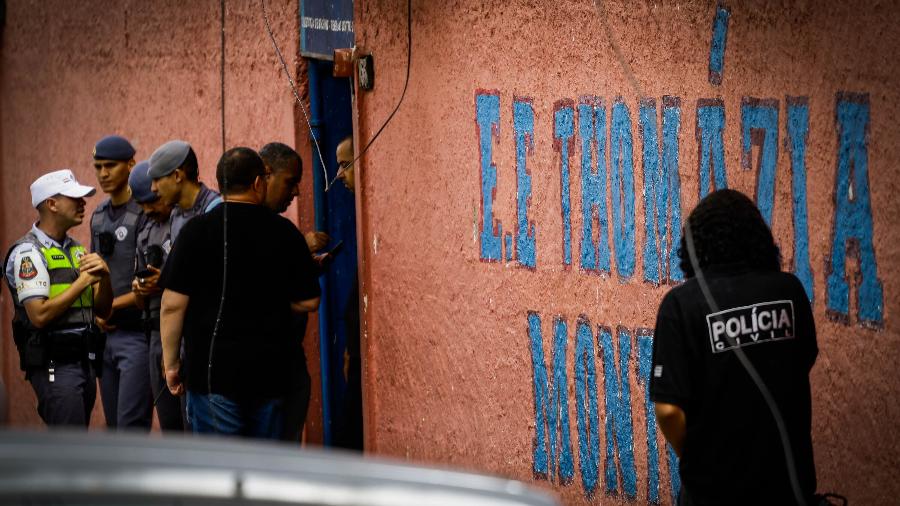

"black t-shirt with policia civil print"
[650, 264, 818, 505]
[159, 202, 320, 400]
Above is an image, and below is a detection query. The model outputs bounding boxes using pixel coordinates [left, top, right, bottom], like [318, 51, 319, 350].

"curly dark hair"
[678, 189, 781, 278]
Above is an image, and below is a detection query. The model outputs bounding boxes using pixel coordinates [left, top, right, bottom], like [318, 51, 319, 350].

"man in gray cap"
[4, 169, 113, 427]
[128, 161, 183, 432]
[149, 140, 221, 241]
[90, 135, 153, 431]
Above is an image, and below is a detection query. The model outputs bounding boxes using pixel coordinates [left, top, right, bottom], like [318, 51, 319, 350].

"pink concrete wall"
[0, 0, 325, 442]
[353, 1, 899, 504]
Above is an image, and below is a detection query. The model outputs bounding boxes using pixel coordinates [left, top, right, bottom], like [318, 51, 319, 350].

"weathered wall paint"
[826, 93, 883, 327]
[351, 1, 900, 505]
[741, 97, 780, 224]
[786, 97, 815, 301]
[476, 91, 503, 263]
[578, 98, 611, 275]
[555, 101, 576, 268]
[515, 97, 537, 268]
[610, 100, 637, 280]
[639, 97, 683, 285]
[707, 4, 731, 85]
[696, 100, 728, 198]
[529, 312, 575, 483]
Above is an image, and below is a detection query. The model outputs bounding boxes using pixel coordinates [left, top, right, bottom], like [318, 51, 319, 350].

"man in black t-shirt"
[158, 147, 320, 439]
[650, 189, 817, 505]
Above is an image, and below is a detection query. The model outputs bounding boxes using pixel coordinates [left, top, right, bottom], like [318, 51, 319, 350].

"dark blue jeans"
[186, 391, 283, 440]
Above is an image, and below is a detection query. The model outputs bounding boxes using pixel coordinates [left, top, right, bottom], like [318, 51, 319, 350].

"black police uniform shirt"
[159, 202, 320, 399]
[649, 265, 817, 504]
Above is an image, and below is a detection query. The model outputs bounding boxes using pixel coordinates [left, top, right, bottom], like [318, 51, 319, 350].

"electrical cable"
[591, 1, 806, 503]
[206, 0, 228, 435]
[329, 0, 412, 190]
[261, 0, 331, 192]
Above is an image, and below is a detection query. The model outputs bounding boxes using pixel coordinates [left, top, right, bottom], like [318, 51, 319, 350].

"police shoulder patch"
[18, 256, 37, 280]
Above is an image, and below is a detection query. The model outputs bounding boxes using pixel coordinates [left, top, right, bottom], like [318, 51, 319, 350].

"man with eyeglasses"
[332, 136, 362, 450]
[4, 169, 113, 427]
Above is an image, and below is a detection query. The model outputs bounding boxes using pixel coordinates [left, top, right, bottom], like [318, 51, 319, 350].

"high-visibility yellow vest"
[8, 233, 93, 331]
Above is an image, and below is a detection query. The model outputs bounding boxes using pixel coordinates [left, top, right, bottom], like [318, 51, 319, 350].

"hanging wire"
[330, 0, 412, 190]
[261, 0, 331, 191]
[206, 0, 229, 435]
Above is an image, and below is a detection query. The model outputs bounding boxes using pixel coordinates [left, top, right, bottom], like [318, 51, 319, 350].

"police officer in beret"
[90, 135, 153, 430]
[148, 140, 221, 242]
[4, 169, 113, 427]
[128, 160, 184, 431]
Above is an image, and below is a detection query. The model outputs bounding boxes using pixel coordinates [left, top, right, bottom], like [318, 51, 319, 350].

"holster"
[22, 332, 46, 371]
[11, 319, 36, 371]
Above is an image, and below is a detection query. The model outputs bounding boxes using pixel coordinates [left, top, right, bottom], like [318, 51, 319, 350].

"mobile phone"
[325, 240, 344, 257]
[135, 269, 154, 279]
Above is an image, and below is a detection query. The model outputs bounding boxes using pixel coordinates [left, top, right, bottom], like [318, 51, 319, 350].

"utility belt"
[12, 320, 106, 373]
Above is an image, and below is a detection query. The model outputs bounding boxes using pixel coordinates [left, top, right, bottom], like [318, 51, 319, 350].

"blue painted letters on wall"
[514, 98, 537, 268]
[555, 100, 576, 267]
[636, 331, 660, 503]
[827, 93, 884, 326]
[708, 4, 731, 86]
[696, 99, 728, 198]
[579, 97, 612, 274]
[610, 99, 637, 279]
[786, 97, 815, 301]
[476, 92, 503, 261]
[600, 326, 637, 498]
[574, 316, 602, 496]
[741, 98, 780, 225]
[528, 312, 575, 482]
[640, 97, 684, 285]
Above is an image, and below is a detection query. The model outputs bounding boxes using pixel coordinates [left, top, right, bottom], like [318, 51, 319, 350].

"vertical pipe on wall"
[308, 59, 333, 445]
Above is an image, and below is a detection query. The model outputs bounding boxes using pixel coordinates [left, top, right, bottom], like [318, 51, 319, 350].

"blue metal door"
[307, 58, 357, 446]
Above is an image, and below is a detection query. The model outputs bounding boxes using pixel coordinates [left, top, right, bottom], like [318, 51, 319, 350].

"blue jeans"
[186, 391, 283, 439]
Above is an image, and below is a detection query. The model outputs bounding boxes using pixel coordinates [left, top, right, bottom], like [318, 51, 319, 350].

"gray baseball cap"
[148, 140, 191, 179]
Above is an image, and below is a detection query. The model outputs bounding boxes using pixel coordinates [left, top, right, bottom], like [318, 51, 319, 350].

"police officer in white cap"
[3, 169, 113, 427]
[90, 135, 153, 430]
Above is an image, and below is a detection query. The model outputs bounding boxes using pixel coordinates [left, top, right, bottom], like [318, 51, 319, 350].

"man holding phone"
[128, 160, 183, 432]
[259, 142, 330, 442]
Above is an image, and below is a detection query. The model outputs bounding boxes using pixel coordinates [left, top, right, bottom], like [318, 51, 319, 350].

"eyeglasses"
[328, 161, 353, 189]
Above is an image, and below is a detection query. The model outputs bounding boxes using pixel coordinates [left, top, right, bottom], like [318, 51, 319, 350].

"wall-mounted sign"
[300, 0, 354, 60]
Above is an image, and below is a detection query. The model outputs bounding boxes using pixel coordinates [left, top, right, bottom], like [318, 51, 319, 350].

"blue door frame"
[307, 58, 357, 445]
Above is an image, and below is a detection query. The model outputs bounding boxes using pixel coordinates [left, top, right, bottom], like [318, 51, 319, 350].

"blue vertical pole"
[308, 58, 333, 445]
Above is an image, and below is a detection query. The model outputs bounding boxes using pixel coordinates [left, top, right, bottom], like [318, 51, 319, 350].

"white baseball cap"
[30, 169, 96, 208]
